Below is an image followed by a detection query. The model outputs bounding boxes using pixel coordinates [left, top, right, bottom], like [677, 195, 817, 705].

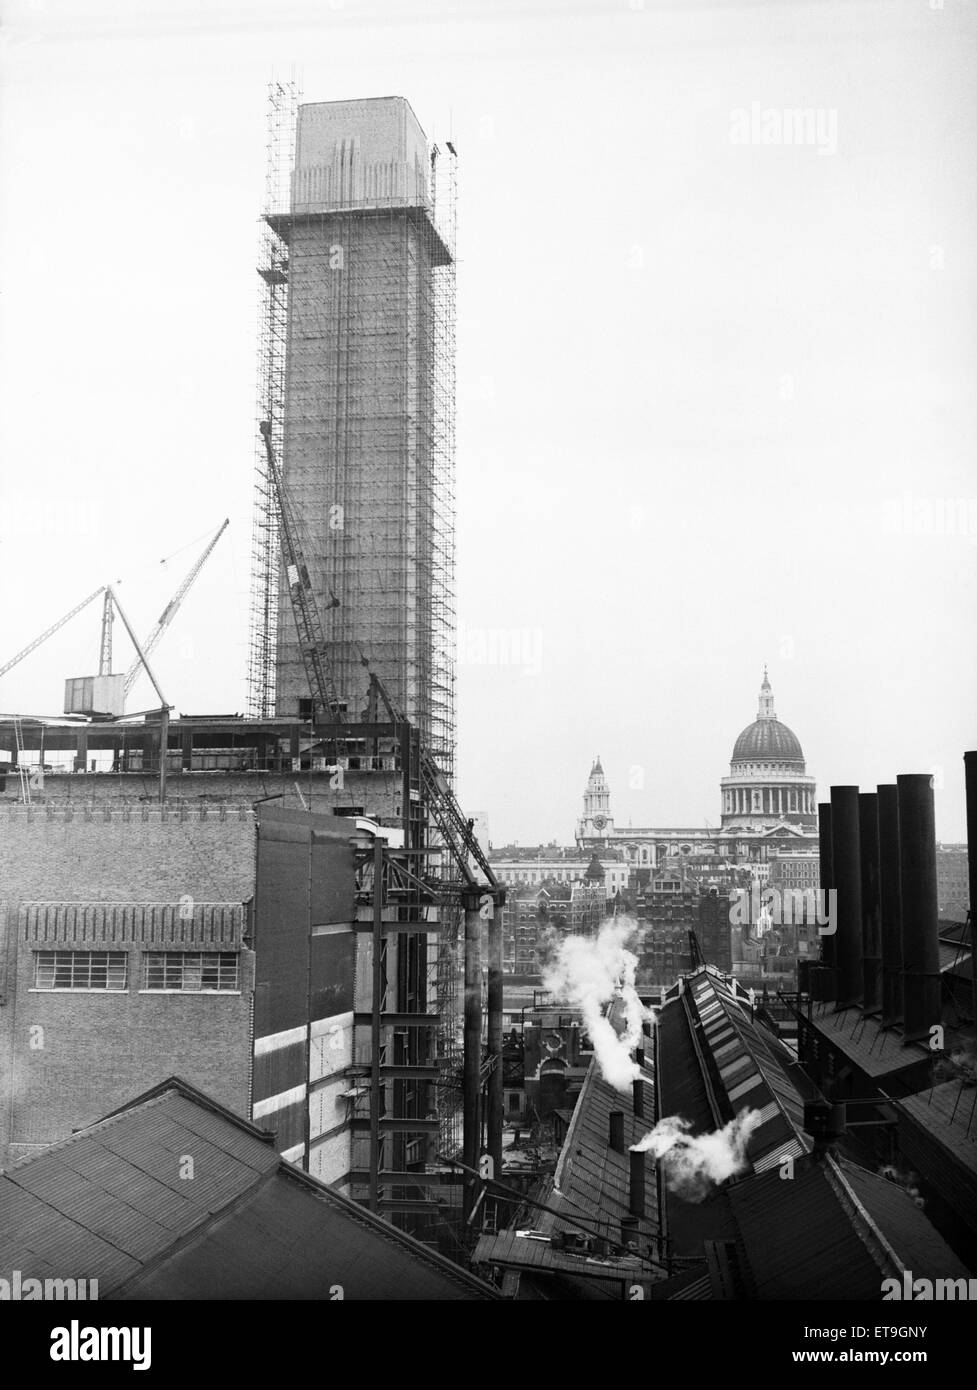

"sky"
[1, 0, 975, 844]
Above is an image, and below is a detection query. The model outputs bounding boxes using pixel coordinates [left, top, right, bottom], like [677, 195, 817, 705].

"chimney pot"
[609, 1110, 625, 1153]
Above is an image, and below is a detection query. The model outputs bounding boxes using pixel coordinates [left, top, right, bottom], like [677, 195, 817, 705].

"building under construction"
[0, 91, 506, 1262]
[249, 90, 457, 780]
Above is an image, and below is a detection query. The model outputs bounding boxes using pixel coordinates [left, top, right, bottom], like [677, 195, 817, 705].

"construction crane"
[259, 421, 345, 722]
[258, 420, 497, 893]
[123, 518, 229, 699]
[0, 586, 107, 684]
[367, 669, 497, 891]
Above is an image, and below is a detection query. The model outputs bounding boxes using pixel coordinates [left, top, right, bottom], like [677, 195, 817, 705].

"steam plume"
[630, 1108, 763, 1202]
[542, 916, 651, 1092]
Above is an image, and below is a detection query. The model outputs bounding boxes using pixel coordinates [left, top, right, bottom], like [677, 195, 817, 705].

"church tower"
[576, 757, 614, 845]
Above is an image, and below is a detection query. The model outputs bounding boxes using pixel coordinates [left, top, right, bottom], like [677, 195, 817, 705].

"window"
[33, 951, 128, 991]
[142, 952, 239, 992]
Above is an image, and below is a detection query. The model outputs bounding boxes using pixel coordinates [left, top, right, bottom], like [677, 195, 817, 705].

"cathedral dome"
[730, 669, 805, 767]
[732, 719, 804, 765]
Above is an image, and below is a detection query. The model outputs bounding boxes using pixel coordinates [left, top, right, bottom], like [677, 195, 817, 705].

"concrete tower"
[275, 97, 456, 774]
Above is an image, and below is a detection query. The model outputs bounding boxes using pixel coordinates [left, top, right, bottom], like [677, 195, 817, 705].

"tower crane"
[258, 420, 497, 893]
[123, 518, 229, 699]
[0, 586, 107, 684]
[259, 422, 345, 722]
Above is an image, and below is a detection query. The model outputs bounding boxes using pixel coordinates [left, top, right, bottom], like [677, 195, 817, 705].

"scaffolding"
[247, 80, 300, 718]
[267, 102, 457, 779]
[246, 95, 467, 1251]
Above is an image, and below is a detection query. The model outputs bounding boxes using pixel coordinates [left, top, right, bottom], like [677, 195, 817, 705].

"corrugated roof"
[727, 1153, 970, 1300]
[838, 1158, 972, 1281]
[684, 971, 811, 1175]
[896, 1081, 977, 1235]
[938, 940, 972, 974]
[471, 1230, 646, 1284]
[0, 1077, 499, 1301]
[898, 1081, 977, 1171]
[728, 1161, 891, 1300]
[545, 1056, 660, 1248]
[122, 1168, 494, 1300]
[807, 1002, 930, 1078]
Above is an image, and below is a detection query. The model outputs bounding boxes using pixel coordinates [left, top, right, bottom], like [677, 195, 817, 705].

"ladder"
[13, 716, 30, 806]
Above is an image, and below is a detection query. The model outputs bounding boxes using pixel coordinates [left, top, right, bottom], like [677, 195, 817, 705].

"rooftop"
[0, 1078, 498, 1301]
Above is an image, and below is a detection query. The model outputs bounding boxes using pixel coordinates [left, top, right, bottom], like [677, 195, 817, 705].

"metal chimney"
[897, 774, 941, 1044]
[629, 1148, 646, 1217]
[965, 752, 977, 939]
[633, 1078, 644, 1120]
[817, 801, 837, 996]
[877, 784, 904, 1026]
[858, 793, 882, 1013]
[609, 1110, 625, 1154]
[830, 786, 863, 1006]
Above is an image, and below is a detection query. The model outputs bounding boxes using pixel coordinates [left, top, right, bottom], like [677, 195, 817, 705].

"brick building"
[936, 843, 970, 923]
[0, 802, 256, 1166]
[0, 795, 365, 1190]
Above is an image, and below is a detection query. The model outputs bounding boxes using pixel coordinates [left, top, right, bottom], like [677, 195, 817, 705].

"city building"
[473, 964, 971, 1299]
[628, 879, 733, 990]
[0, 792, 368, 1191]
[0, 93, 482, 1250]
[937, 843, 971, 922]
[720, 668, 817, 830]
[792, 770, 977, 1268]
[575, 671, 819, 868]
[491, 845, 629, 897]
[500, 859, 607, 980]
[0, 711, 469, 1245]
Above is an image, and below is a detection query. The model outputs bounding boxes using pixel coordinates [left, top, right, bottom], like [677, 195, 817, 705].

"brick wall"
[0, 808, 258, 1165]
[0, 767, 402, 819]
[3, 901, 255, 1163]
[0, 803, 257, 902]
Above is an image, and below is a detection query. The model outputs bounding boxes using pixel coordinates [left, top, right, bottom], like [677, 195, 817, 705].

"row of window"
[32, 951, 240, 993]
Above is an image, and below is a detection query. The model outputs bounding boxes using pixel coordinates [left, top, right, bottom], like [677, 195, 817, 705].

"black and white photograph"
[1, 0, 975, 1356]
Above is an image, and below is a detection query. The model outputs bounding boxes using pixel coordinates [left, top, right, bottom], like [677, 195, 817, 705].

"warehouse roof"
[0, 1077, 498, 1301]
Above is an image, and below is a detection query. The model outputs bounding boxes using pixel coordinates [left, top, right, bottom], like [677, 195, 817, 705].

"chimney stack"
[877, 784, 904, 1026]
[633, 1078, 645, 1119]
[609, 1110, 625, 1154]
[965, 752, 977, 940]
[817, 801, 837, 995]
[858, 793, 882, 1013]
[629, 1148, 646, 1217]
[897, 774, 941, 1044]
[830, 786, 863, 1006]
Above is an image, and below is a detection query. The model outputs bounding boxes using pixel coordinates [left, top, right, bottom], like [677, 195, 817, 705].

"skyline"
[1, 0, 975, 843]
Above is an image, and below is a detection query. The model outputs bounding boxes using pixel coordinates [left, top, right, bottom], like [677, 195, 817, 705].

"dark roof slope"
[0, 1078, 498, 1301]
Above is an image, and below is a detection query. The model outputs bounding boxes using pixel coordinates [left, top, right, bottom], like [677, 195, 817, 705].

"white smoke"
[630, 1108, 764, 1202]
[542, 916, 652, 1092]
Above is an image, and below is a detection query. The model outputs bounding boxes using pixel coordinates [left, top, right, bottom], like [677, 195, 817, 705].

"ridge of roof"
[821, 1153, 905, 1280]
